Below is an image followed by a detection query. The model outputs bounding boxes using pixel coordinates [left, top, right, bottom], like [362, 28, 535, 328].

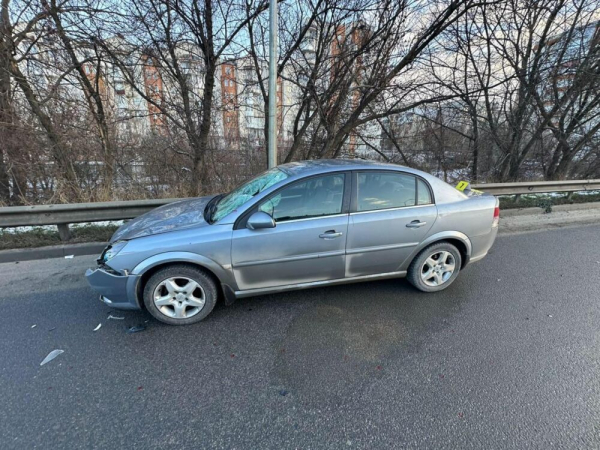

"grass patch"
[0, 224, 119, 251]
[499, 191, 600, 210]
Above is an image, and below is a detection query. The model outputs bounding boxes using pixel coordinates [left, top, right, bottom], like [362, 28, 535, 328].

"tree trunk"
[9, 58, 79, 200]
[470, 115, 479, 182]
[47, 2, 116, 192]
[550, 155, 573, 180]
[0, 0, 12, 203]
[0, 147, 9, 203]
[192, 58, 216, 196]
[263, 100, 269, 162]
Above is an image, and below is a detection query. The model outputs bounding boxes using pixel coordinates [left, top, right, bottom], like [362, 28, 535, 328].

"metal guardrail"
[0, 179, 599, 240]
[0, 198, 183, 240]
[472, 179, 600, 195]
[0, 198, 183, 227]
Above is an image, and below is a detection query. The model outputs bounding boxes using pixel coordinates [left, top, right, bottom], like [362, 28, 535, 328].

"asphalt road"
[1, 225, 600, 449]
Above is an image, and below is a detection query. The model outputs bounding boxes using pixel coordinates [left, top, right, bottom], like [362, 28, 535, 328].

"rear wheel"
[407, 242, 462, 292]
[143, 265, 217, 325]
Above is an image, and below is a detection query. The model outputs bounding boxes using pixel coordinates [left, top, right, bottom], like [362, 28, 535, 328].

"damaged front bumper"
[85, 266, 141, 310]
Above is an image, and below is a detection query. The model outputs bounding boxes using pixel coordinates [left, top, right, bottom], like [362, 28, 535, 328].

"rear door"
[231, 172, 350, 291]
[345, 171, 437, 277]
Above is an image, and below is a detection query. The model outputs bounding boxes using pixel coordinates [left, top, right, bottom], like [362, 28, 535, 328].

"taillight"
[492, 206, 500, 227]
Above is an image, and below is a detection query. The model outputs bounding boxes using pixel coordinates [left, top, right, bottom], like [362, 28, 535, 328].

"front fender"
[131, 251, 238, 291]
[400, 231, 472, 270]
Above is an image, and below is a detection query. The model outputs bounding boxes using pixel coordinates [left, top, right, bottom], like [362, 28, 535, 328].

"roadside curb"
[499, 202, 600, 234]
[0, 242, 105, 264]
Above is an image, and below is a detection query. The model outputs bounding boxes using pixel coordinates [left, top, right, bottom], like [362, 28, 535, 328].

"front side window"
[211, 168, 288, 222]
[259, 173, 345, 222]
[357, 172, 417, 212]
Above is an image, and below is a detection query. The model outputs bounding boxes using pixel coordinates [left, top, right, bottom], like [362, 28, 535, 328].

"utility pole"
[267, 0, 278, 168]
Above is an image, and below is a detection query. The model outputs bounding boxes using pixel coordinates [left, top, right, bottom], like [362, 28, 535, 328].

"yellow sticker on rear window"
[456, 181, 470, 191]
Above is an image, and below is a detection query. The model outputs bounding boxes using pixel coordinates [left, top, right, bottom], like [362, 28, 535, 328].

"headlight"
[101, 241, 128, 262]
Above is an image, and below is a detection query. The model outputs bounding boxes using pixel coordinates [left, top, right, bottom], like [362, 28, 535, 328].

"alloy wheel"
[420, 251, 456, 287]
[153, 276, 206, 319]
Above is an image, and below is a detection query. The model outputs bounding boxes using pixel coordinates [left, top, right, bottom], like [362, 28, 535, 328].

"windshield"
[210, 168, 288, 223]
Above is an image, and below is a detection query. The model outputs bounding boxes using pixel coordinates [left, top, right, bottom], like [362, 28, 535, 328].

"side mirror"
[247, 211, 276, 230]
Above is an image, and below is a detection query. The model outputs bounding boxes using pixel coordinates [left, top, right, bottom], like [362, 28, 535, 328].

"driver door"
[231, 173, 350, 291]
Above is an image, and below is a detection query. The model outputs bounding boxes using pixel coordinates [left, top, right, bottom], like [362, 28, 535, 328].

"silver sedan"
[86, 160, 499, 325]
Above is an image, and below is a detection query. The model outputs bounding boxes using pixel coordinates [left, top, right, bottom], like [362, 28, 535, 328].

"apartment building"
[15, 23, 385, 155]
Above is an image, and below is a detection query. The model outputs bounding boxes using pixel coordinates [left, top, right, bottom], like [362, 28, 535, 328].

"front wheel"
[143, 265, 218, 325]
[407, 242, 462, 292]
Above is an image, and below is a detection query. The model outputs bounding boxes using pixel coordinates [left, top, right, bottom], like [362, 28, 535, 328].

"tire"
[407, 242, 462, 293]
[143, 264, 218, 325]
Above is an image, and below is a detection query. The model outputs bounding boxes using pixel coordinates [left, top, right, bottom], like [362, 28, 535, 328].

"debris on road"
[93, 324, 102, 332]
[107, 315, 124, 320]
[31, 324, 36, 329]
[548, 314, 553, 318]
[40, 349, 64, 366]
[279, 390, 288, 396]
[127, 324, 146, 334]
[64, 255, 74, 259]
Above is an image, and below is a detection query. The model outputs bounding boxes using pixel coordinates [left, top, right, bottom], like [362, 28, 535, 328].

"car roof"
[278, 159, 412, 177]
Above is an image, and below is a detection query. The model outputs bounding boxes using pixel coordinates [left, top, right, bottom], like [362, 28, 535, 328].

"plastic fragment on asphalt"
[127, 325, 146, 334]
[31, 324, 36, 328]
[279, 390, 288, 396]
[93, 324, 101, 331]
[548, 314, 553, 318]
[64, 255, 74, 259]
[40, 350, 64, 366]
[107, 315, 124, 320]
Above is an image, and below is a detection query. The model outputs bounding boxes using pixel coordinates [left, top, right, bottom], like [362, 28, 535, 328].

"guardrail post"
[566, 192, 574, 200]
[57, 223, 71, 241]
[514, 194, 521, 203]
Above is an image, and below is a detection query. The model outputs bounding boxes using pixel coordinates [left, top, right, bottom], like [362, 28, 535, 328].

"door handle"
[406, 220, 427, 228]
[319, 230, 343, 239]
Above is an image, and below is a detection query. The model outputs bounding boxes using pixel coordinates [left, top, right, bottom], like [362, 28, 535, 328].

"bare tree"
[436, 0, 599, 181]
[531, 7, 600, 180]
[97, 0, 268, 196]
[2, 0, 83, 200]
[44, 0, 118, 189]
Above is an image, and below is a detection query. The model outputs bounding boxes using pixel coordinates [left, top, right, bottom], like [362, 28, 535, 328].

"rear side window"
[357, 172, 416, 211]
[417, 178, 433, 205]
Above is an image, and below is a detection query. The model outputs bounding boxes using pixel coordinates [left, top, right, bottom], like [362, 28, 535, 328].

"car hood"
[110, 196, 216, 242]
